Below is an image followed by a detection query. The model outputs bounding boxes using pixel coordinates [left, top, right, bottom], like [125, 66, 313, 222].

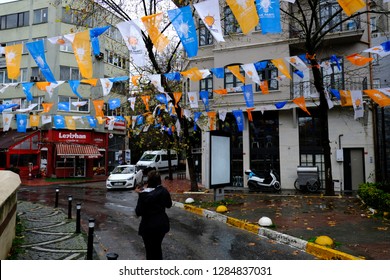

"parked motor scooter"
[244, 169, 281, 192]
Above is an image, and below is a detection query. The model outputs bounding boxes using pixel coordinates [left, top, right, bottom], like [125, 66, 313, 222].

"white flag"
[241, 63, 260, 85]
[0, 83, 18, 93]
[46, 81, 64, 98]
[117, 20, 146, 67]
[187, 91, 199, 108]
[148, 74, 165, 92]
[175, 119, 181, 136]
[2, 113, 13, 131]
[128, 97, 136, 111]
[100, 78, 113, 96]
[218, 109, 227, 121]
[378, 87, 390, 96]
[184, 109, 192, 120]
[363, 45, 390, 57]
[351, 90, 364, 120]
[199, 69, 211, 79]
[285, 56, 308, 71]
[16, 103, 38, 112]
[48, 35, 67, 45]
[41, 115, 52, 125]
[194, 0, 225, 42]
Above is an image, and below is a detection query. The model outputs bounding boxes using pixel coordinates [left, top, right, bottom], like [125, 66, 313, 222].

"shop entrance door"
[75, 157, 86, 177]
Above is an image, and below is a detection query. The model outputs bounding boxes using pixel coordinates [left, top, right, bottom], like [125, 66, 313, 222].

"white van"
[136, 150, 178, 172]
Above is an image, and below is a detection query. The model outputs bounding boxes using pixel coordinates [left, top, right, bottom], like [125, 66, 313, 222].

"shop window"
[10, 154, 38, 167]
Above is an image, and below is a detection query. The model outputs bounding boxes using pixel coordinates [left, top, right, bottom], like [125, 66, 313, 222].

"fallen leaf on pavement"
[377, 227, 388, 231]
[306, 227, 314, 230]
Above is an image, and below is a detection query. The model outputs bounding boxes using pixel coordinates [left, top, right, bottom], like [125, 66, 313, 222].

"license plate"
[114, 183, 123, 186]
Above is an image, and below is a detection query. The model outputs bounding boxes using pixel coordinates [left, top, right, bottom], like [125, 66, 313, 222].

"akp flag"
[68, 80, 84, 99]
[53, 115, 66, 129]
[141, 13, 169, 53]
[90, 26, 110, 56]
[168, 6, 198, 58]
[71, 30, 93, 79]
[226, 0, 259, 34]
[199, 90, 210, 112]
[86, 116, 98, 128]
[117, 20, 146, 67]
[194, 0, 225, 42]
[232, 110, 244, 132]
[256, 0, 281, 34]
[337, 0, 365, 16]
[5, 44, 22, 79]
[26, 40, 57, 83]
[242, 84, 254, 108]
[16, 114, 28, 132]
[22, 82, 34, 101]
[108, 98, 121, 110]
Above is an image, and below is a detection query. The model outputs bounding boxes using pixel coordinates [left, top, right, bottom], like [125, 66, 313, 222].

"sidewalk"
[12, 176, 390, 260]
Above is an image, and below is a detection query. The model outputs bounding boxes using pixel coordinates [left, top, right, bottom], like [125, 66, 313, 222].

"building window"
[198, 19, 213, 46]
[60, 66, 80, 81]
[21, 96, 44, 111]
[224, 66, 244, 92]
[33, 8, 48, 24]
[319, 0, 342, 33]
[105, 50, 127, 69]
[224, 6, 242, 35]
[62, 7, 93, 27]
[370, 16, 377, 32]
[321, 56, 344, 89]
[0, 68, 28, 83]
[0, 12, 29, 30]
[58, 96, 90, 112]
[200, 75, 213, 99]
[6, 40, 28, 54]
[106, 27, 122, 42]
[59, 40, 73, 53]
[255, 60, 278, 91]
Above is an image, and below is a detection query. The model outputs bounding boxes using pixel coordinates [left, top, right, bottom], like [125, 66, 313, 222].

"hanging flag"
[207, 111, 217, 131]
[256, 0, 281, 34]
[364, 89, 390, 107]
[3, 113, 13, 131]
[218, 109, 227, 121]
[226, 0, 259, 34]
[149, 74, 165, 92]
[194, 112, 202, 131]
[337, 0, 365, 16]
[232, 110, 244, 132]
[71, 30, 93, 79]
[124, 116, 131, 128]
[330, 89, 341, 100]
[36, 82, 50, 91]
[41, 115, 52, 125]
[89, 26, 110, 56]
[5, 44, 22, 79]
[246, 108, 255, 122]
[0, 83, 16, 94]
[227, 65, 245, 83]
[210, 67, 224, 78]
[141, 13, 169, 53]
[188, 91, 199, 108]
[241, 63, 261, 85]
[275, 101, 287, 109]
[194, 0, 225, 42]
[30, 115, 40, 127]
[200, 69, 212, 79]
[108, 98, 121, 110]
[48, 35, 67, 45]
[26, 40, 57, 83]
[117, 20, 146, 67]
[128, 97, 136, 111]
[200, 90, 210, 112]
[293, 69, 304, 79]
[351, 90, 364, 119]
[340, 90, 353, 106]
[181, 67, 203, 81]
[46, 81, 64, 98]
[58, 102, 70, 111]
[22, 82, 34, 101]
[68, 80, 83, 99]
[100, 78, 113, 96]
[363, 45, 390, 57]
[285, 56, 308, 71]
[378, 88, 390, 96]
[53, 115, 66, 129]
[16, 114, 28, 132]
[156, 94, 168, 105]
[271, 58, 292, 79]
[97, 116, 106, 125]
[330, 55, 341, 71]
[213, 88, 228, 95]
[173, 92, 182, 108]
[141, 96, 150, 111]
[259, 80, 269, 94]
[72, 101, 87, 108]
[325, 90, 334, 109]
[242, 84, 254, 107]
[81, 78, 98, 86]
[164, 72, 181, 81]
[42, 102, 53, 113]
[16, 104, 38, 113]
[65, 116, 76, 130]
[293, 96, 311, 115]
[381, 40, 390, 52]
[93, 100, 105, 117]
[131, 75, 141, 86]
[346, 53, 373, 66]
[168, 6, 198, 57]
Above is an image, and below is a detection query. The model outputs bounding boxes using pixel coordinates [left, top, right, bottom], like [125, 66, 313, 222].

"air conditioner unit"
[30, 76, 40, 82]
[371, 33, 380, 38]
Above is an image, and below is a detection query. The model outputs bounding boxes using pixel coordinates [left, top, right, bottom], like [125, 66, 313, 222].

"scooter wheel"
[273, 181, 281, 191]
[294, 179, 302, 191]
[307, 181, 320, 192]
[247, 181, 258, 192]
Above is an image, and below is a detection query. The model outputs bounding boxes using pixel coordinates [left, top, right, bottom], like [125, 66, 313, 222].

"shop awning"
[56, 143, 102, 158]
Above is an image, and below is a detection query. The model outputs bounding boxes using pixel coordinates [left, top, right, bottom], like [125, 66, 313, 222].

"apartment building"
[185, 0, 388, 192]
[0, 0, 129, 178]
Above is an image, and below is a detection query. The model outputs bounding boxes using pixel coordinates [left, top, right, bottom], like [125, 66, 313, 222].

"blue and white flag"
[58, 102, 70, 111]
[68, 80, 83, 99]
[53, 115, 66, 129]
[199, 90, 210, 112]
[90, 26, 110, 56]
[86, 116, 97, 128]
[22, 82, 34, 101]
[168, 6, 198, 58]
[109, 76, 129, 83]
[210, 67, 224, 78]
[108, 98, 121, 110]
[26, 40, 57, 83]
[256, 0, 281, 34]
[16, 114, 27, 132]
[232, 110, 244, 132]
[275, 101, 287, 109]
[194, 112, 202, 131]
[242, 84, 254, 108]
[164, 72, 181, 81]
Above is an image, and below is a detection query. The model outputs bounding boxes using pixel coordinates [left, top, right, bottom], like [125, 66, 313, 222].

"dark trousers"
[142, 232, 165, 260]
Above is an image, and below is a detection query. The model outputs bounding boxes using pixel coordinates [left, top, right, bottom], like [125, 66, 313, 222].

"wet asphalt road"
[17, 182, 316, 260]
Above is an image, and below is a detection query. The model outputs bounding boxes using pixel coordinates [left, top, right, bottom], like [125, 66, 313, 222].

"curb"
[173, 201, 363, 260]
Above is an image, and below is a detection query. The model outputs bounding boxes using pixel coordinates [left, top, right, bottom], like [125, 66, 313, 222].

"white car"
[106, 165, 143, 190]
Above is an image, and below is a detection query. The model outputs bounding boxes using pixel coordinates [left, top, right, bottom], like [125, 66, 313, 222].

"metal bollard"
[87, 218, 95, 260]
[55, 188, 59, 208]
[76, 203, 81, 233]
[67, 195, 72, 219]
[106, 253, 118, 260]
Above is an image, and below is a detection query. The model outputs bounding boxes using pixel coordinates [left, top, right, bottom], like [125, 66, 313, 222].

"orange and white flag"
[30, 115, 40, 127]
[364, 89, 390, 107]
[293, 96, 311, 115]
[65, 116, 76, 130]
[346, 53, 373, 66]
[227, 65, 245, 84]
[141, 13, 169, 53]
[41, 102, 54, 113]
[93, 100, 105, 117]
[71, 30, 93, 79]
[5, 44, 23, 79]
[271, 58, 292, 79]
[181, 67, 203, 81]
[337, 0, 365, 16]
[173, 92, 182, 108]
[226, 0, 259, 34]
[207, 111, 217, 131]
[340, 90, 353, 106]
[141, 95, 150, 111]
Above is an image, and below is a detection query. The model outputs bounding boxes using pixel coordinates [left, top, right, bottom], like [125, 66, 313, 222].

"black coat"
[135, 185, 172, 236]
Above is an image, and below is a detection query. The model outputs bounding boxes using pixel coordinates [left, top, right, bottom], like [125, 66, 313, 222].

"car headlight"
[127, 176, 134, 180]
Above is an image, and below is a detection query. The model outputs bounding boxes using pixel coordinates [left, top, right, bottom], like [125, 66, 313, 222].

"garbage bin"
[295, 166, 320, 192]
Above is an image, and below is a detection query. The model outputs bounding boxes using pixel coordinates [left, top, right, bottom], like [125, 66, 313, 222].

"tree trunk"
[310, 58, 335, 196]
[182, 115, 199, 192]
